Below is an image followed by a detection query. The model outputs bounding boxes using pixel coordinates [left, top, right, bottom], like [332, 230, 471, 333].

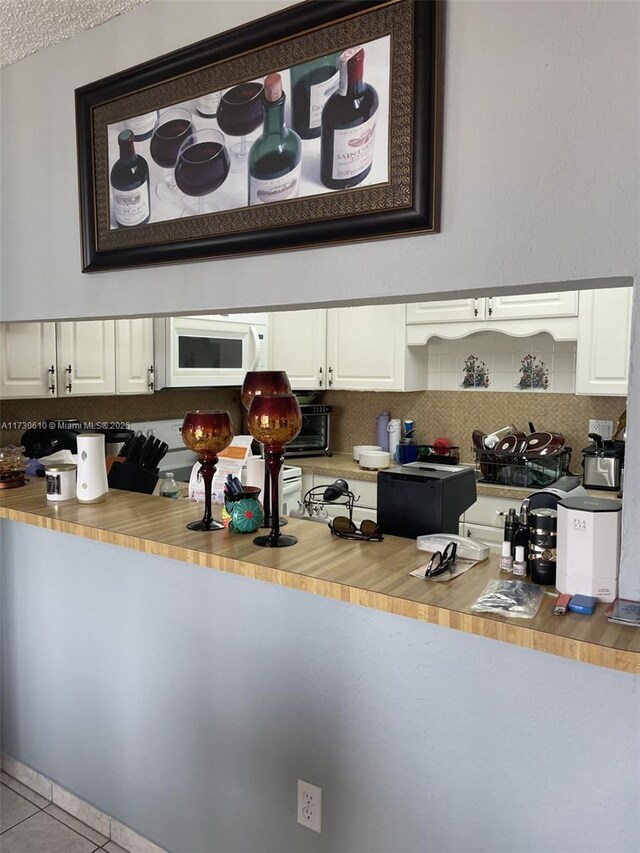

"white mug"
[76, 433, 108, 503]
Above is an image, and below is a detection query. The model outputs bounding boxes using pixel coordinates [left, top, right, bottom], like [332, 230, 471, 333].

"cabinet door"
[268, 309, 327, 390]
[0, 322, 57, 398]
[488, 292, 578, 320]
[115, 319, 154, 395]
[57, 320, 116, 396]
[326, 305, 406, 390]
[406, 299, 484, 323]
[575, 287, 632, 395]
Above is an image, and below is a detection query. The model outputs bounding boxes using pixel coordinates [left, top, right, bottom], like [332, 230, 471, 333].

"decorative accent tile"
[111, 818, 168, 853]
[45, 802, 109, 846]
[516, 353, 549, 390]
[51, 781, 111, 837]
[0, 772, 50, 809]
[461, 354, 490, 388]
[1, 754, 52, 801]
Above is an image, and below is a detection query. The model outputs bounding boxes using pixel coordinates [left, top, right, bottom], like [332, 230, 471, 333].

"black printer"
[377, 463, 477, 539]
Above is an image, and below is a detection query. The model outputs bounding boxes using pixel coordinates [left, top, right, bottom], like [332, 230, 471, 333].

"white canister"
[388, 418, 401, 463]
[76, 433, 109, 503]
[45, 463, 77, 502]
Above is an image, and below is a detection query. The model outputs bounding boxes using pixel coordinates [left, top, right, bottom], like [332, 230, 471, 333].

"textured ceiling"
[0, 0, 150, 68]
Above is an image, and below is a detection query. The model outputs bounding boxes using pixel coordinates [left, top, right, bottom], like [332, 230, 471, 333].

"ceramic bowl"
[359, 450, 391, 470]
[353, 445, 382, 462]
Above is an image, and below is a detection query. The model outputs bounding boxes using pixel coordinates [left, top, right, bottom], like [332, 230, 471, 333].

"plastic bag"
[471, 579, 544, 619]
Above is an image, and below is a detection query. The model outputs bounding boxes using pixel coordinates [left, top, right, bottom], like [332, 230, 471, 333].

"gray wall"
[2, 521, 639, 853]
[0, 0, 637, 323]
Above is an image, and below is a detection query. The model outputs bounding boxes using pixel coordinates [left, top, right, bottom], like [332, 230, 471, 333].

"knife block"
[107, 461, 159, 495]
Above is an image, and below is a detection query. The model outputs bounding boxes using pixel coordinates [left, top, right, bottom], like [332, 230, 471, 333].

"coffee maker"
[581, 433, 624, 492]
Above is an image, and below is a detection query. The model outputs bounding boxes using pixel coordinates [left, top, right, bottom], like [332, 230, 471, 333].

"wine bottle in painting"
[320, 45, 379, 190]
[290, 52, 340, 139]
[195, 91, 222, 119]
[110, 129, 151, 228]
[248, 73, 302, 205]
[123, 110, 158, 141]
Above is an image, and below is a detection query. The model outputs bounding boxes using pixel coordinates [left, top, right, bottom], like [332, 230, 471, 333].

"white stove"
[130, 419, 303, 513]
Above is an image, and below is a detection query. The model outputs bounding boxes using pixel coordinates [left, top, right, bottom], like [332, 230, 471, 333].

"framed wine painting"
[75, 0, 444, 272]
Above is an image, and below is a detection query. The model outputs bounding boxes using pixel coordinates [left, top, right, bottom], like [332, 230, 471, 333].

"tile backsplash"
[0, 386, 625, 477]
[323, 389, 626, 467]
[428, 331, 576, 393]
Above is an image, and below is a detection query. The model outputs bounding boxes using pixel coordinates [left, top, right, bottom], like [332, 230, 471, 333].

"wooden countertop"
[1, 480, 638, 674]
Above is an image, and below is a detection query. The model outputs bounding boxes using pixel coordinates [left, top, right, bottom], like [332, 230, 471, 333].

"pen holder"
[222, 486, 263, 533]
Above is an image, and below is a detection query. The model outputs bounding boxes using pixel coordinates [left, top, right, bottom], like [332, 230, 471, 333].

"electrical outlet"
[297, 779, 322, 833]
[588, 419, 614, 440]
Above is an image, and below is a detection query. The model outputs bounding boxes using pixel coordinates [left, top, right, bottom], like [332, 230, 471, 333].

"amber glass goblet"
[181, 410, 233, 531]
[241, 371, 291, 528]
[246, 394, 302, 547]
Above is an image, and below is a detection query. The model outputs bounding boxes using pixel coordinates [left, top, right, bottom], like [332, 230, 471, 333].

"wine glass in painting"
[216, 81, 264, 172]
[241, 371, 291, 528]
[181, 410, 233, 531]
[149, 108, 195, 200]
[246, 394, 302, 548]
[175, 129, 231, 216]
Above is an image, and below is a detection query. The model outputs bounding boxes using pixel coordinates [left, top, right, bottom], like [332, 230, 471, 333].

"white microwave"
[153, 313, 268, 389]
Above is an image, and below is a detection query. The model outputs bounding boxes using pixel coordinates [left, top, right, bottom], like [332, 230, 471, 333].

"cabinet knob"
[474, 299, 479, 317]
[328, 366, 333, 387]
[488, 297, 493, 317]
[147, 365, 155, 391]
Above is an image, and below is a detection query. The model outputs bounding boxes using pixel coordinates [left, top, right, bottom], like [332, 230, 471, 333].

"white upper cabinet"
[575, 287, 632, 395]
[269, 309, 327, 390]
[0, 322, 57, 398]
[269, 305, 425, 391]
[326, 305, 408, 391]
[407, 292, 578, 324]
[487, 292, 579, 319]
[115, 319, 155, 395]
[406, 298, 483, 324]
[56, 321, 116, 396]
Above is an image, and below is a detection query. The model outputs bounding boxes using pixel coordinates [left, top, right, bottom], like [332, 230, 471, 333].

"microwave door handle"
[249, 325, 260, 370]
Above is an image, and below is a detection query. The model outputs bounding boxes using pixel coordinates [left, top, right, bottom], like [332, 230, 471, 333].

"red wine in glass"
[216, 81, 264, 172]
[149, 108, 194, 200]
[175, 129, 230, 216]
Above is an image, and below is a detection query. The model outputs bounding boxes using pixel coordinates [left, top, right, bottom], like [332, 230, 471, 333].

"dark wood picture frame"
[75, 0, 444, 272]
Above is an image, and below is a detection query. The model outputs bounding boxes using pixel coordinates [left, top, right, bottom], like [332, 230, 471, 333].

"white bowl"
[353, 445, 382, 462]
[359, 450, 391, 470]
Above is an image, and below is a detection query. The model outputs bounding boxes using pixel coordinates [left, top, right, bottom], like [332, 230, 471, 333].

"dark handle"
[48, 364, 56, 394]
[147, 365, 154, 391]
[65, 364, 72, 392]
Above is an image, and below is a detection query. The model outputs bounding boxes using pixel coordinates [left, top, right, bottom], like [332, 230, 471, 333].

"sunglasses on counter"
[424, 541, 457, 578]
[329, 516, 383, 542]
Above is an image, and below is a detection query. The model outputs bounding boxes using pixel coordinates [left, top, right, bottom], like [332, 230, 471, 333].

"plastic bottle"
[503, 508, 519, 555]
[388, 418, 401, 462]
[376, 412, 390, 451]
[160, 472, 180, 499]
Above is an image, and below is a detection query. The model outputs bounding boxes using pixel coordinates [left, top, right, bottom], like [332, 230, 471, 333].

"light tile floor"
[0, 778, 129, 853]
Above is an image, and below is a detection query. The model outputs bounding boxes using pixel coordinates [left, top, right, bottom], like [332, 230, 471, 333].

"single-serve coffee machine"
[556, 496, 622, 602]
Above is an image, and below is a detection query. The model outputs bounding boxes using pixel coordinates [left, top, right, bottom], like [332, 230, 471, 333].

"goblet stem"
[265, 448, 282, 543]
[187, 456, 223, 531]
[260, 454, 287, 529]
[253, 447, 297, 547]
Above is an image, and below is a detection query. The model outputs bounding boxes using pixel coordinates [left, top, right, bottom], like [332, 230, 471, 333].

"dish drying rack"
[472, 446, 572, 488]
